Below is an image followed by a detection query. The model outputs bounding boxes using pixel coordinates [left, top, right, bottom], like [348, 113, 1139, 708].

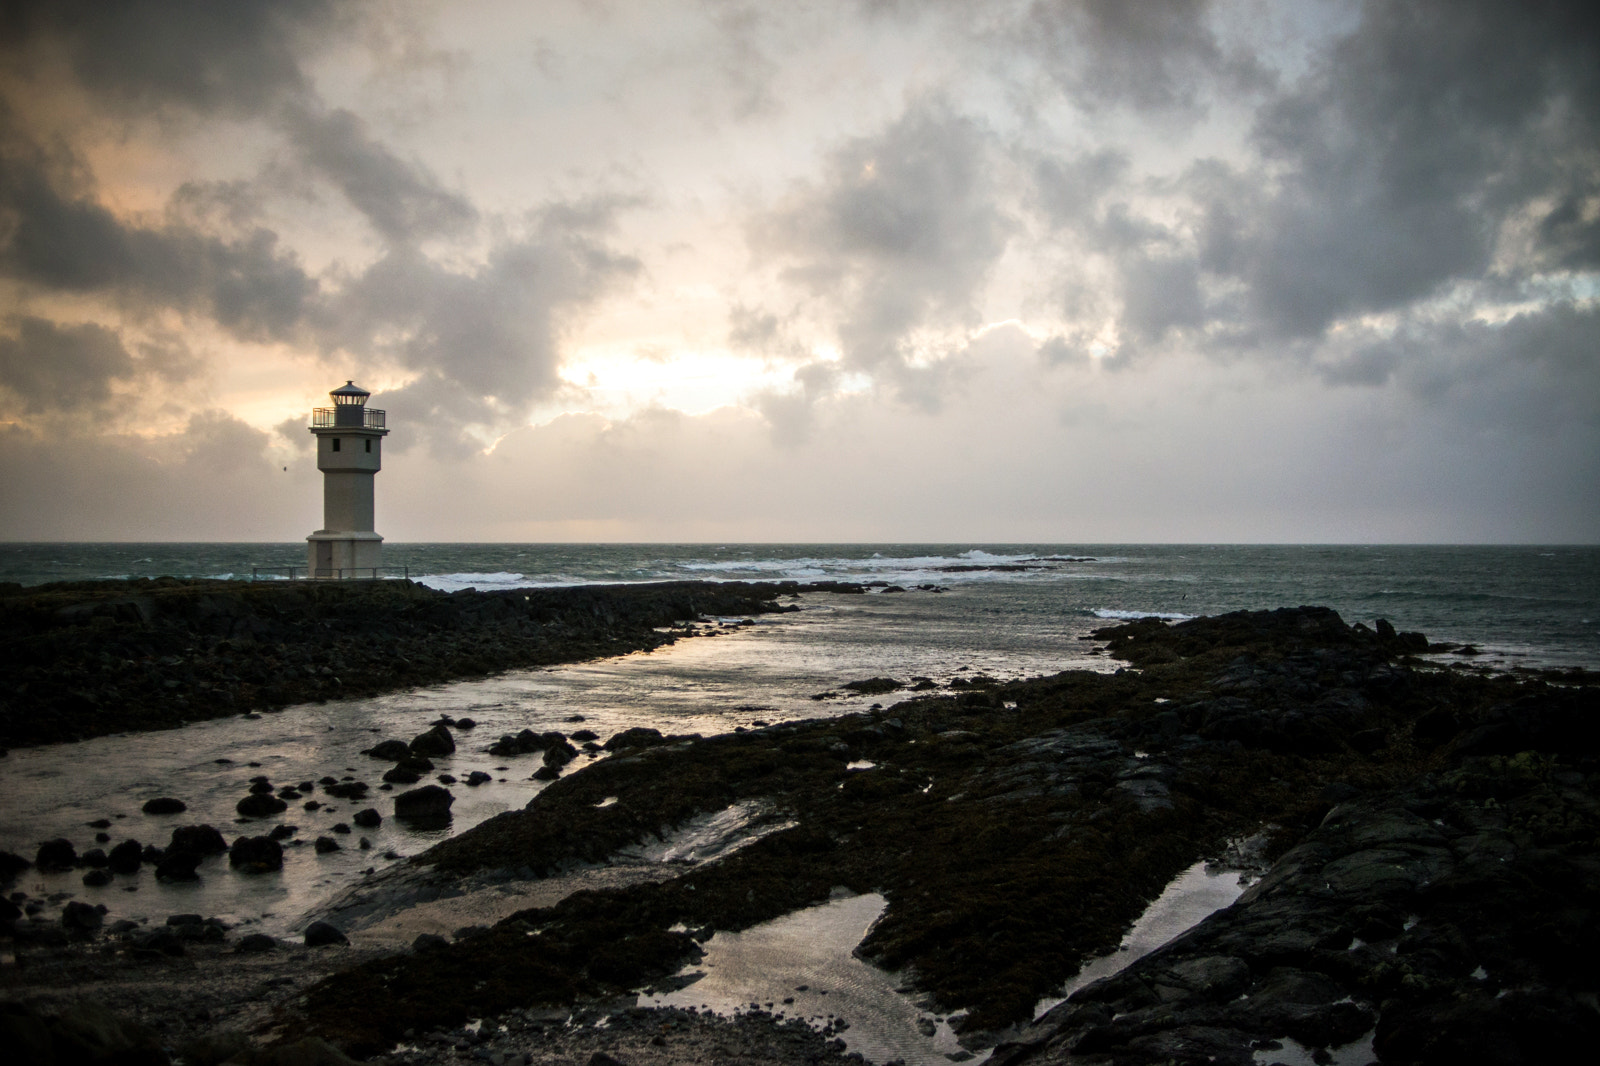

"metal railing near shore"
[250, 565, 410, 581]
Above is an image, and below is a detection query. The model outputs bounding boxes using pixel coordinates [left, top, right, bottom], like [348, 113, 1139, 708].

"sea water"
[4, 543, 1596, 670]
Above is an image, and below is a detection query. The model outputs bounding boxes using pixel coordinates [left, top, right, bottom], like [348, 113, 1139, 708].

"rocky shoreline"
[0, 577, 867, 749]
[3, 598, 1597, 1064]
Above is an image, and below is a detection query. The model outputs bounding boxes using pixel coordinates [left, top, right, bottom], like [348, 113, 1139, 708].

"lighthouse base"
[306, 531, 383, 579]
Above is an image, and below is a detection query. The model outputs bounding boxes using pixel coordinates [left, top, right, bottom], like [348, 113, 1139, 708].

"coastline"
[3, 593, 1597, 1065]
[0, 577, 868, 749]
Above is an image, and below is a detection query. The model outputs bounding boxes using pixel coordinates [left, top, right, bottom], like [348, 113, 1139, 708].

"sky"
[0, 0, 1596, 543]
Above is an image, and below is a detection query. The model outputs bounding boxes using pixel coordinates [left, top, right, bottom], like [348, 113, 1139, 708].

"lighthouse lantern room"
[307, 381, 388, 578]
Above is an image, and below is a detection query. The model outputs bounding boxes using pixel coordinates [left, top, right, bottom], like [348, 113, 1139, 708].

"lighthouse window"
[332, 438, 340, 452]
[365, 439, 371, 453]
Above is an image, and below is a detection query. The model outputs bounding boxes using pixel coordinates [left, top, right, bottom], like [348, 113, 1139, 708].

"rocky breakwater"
[0, 577, 860, 748]
[268, 606, 1596, 1063]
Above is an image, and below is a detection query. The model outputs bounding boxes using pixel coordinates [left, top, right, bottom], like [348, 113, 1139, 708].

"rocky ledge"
[266, 605, 1596, 1063]
[0, 577, 864, 748]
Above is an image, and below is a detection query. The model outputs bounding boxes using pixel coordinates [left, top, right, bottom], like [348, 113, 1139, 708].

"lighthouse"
[306, 381, 388, 578]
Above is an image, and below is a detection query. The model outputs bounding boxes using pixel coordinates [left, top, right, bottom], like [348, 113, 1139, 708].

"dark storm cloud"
[0, 137, 319, 341]
[755, 99, 1010, 383]
[1021, 0, 1270, 114]
[279, 104, 477, 246]
[1205, 0, 1600, 340]
[0, 317, 133, 412]
[0, 0, 341, 117]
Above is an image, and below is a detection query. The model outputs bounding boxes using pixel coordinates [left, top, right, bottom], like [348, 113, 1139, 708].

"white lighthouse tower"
[306, 381, 388, 578]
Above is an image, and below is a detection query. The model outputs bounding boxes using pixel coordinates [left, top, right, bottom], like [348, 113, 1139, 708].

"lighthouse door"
[315, 541, 334, 578]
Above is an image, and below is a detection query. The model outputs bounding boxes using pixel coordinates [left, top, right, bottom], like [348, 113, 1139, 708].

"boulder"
[303, 920, 349, 947]
[465, 771, 492, 786]
[409, 723, 456, 757]
[363, 739, 411, 761]
[394, 785, 454, 825]
[61, 900, 105, 933]
[313, 836, 340, 854]
[324, 781, 368, 800]
[543, 740, 578, 768]
[352, 807, 382, 828]
[236, 932, 277, 953]
[168, 824, 229, 855]
[107, 839, 144, 873]
[82, 868, 114, 887]
[140, 796, 187, 814]
[603, 727, 666, 751]
[81, 847, 108, 867]
[35, 838, 77, 871]
[236, 793, 289, 818]
[0, 849, 30, 879]
[382, 766, 422, 784]
[228, 835, 284, 873]
[155, 850, 203, 881]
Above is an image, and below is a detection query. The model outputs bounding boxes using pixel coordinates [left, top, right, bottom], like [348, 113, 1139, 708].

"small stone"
[314, 836, 340, 854]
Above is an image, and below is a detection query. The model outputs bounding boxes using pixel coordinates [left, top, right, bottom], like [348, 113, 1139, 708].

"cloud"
[0, 317, 134, 412]
[332, 201, 643, 453]
[1021, 0, 1272, 115]
[754, 98, 1011, 388]
[1220, 0, 1600, 339]
[0, 129, 319, 342]
[279, 103, 477, 245]
[0, 0, 343, 118]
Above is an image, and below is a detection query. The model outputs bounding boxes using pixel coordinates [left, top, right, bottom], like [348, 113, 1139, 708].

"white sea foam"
[1092, 608, 1195, 621]
[414, 571, 535, 592]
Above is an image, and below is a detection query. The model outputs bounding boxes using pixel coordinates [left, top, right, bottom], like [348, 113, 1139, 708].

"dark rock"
[107, 840, 143, 873]
[465, 771, 492, 786]
[353, 807, 382, 828]
[236, 793, 289, 818]
[169, 824, 229, 855]
[228, 835, 284, 873]
[268, 823, 297, 841]
[61, 899, 105, 932]
[0, 849, 30, 879]
[134, 925, 187, 955]
[382, 766, 422, 784]
[603, 727, 666, 751]
[332, 822, 351, 834]
[325, 780, 369, 800]
[412, 932, 449, 952]
[543, 740, 578, 768]
[81, 847, 109, 867]
[35, 838, 77, 871]
[248, 780, 276, 794]
[532, 765, 560, 781]
[153, 845, 203, 877]
[570, 729, 599, 742]
[455, 717, 476, 729]
[314, 836, 341, 854]
[364, 739, 411, 761]
[842, 677, 904, 695]
[82, 868, 114, 887]
[236, 932, 277, 953]
[394, 785, 454, 825]
[141, 796, 187, 814]
[410, 723, 457, 757]
[304, 920, 349, 947]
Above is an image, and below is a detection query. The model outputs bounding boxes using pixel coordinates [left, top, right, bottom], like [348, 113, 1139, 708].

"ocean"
[4, 542, 1597, 671]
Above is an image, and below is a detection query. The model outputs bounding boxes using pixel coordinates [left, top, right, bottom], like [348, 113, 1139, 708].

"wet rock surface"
[0, 578, 842, 748]
[3, 602, 1595, 1065]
